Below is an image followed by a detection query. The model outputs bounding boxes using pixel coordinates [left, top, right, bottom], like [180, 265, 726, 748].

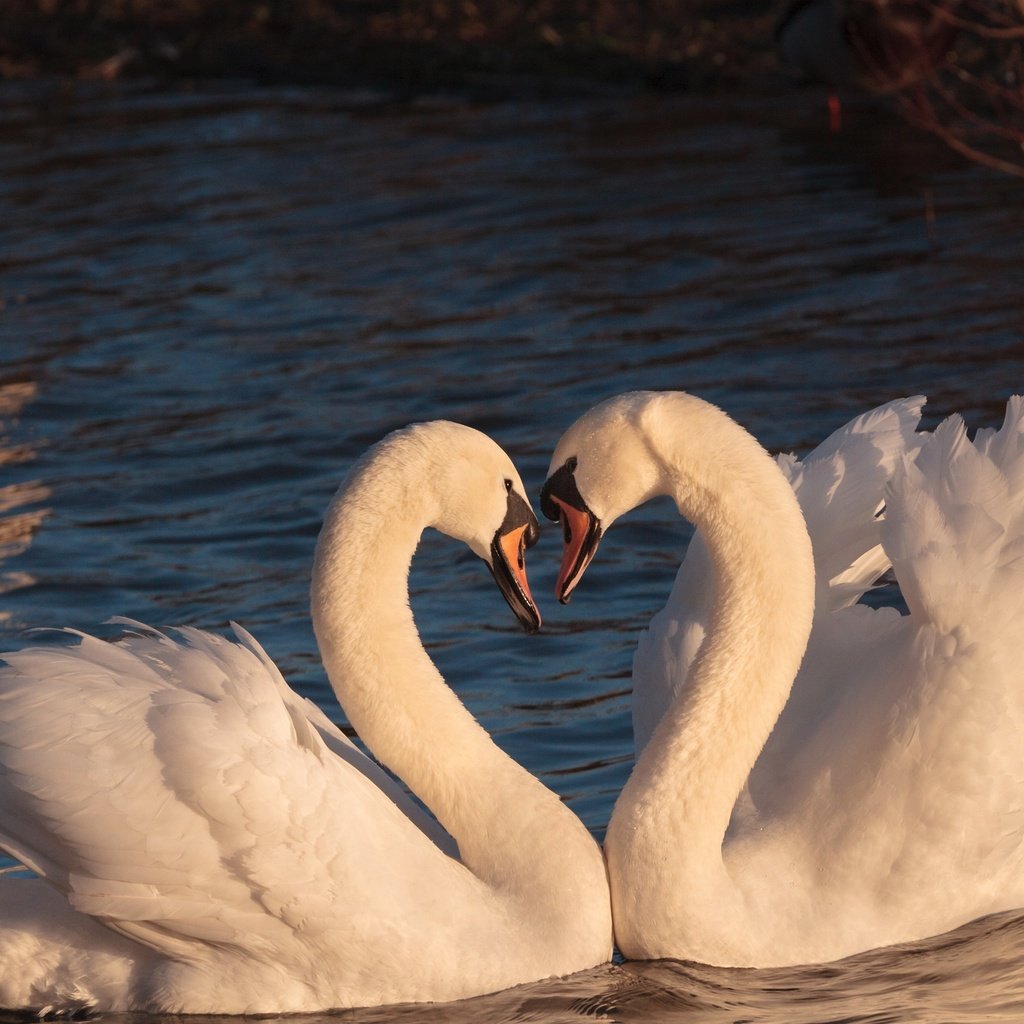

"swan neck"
[311, 467, 488, 850]
[309, 456, 601, 904]
[615, 407, 815, 884]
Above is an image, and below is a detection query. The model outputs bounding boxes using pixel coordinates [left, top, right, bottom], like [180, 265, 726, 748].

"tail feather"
[778, 396, 925, 610]
[882, 397, 1024, 634]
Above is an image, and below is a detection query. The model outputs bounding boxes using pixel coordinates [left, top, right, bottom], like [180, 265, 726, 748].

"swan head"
[406, 421, 543, 633]
[321, 421, 542, 633]
[540, 392, 671, 603]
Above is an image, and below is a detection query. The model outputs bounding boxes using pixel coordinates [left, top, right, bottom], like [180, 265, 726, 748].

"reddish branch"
[887, 0, 1024, 176]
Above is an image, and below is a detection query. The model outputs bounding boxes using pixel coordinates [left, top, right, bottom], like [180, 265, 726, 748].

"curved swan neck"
[611, 397, 815, 881]
[309, 442, 597, 899]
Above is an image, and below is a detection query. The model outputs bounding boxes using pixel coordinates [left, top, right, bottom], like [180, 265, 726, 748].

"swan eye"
[504, 478, 513, 493]
[567, 456, 578, 472]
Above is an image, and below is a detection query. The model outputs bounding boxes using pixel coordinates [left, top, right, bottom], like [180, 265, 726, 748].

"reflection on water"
[2, 79, 1024, 1022]
[102, 912, 1024, 1024]
[0, 381, 48, 626]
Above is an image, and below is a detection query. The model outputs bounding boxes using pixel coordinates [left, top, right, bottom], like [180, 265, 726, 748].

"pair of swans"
[1, 393, 1022, 1013]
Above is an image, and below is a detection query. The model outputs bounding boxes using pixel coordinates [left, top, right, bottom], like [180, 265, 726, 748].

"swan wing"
[632, 533, 710, 755]
[223, 619, 458, 858]
[748, 398, 1024, 907]
[740, 397, 927, 789]
[864, 400, 1024, 890]
[883, 397, 1024, 637]
[633, 397, 924, 755]
[778, 395, 925, 609]
[0, 625, 472, 982]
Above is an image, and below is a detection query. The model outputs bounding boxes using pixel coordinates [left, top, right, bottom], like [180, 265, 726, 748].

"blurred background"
[2, 0, 1023, 171]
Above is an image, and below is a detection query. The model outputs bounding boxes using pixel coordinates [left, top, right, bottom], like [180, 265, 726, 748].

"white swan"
[540, 391, 1024, 967]
[630, 395, 926, 756]
[0, 420, 612, 1014]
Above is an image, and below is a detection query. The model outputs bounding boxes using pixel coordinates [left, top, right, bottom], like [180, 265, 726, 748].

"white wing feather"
[0, 623, 478, 1008]
[756, 398, 1024, 911]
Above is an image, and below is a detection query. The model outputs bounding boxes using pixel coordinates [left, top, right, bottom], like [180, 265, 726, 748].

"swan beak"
[548, 496, 602, 605]
[489, 509, 542, 634]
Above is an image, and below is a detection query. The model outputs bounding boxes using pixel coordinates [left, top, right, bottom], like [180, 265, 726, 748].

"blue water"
[2, 78, 1024, 1022]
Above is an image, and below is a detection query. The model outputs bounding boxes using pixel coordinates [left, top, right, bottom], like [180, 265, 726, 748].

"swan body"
[0, 421, 612, 1014]
[541, 391, 1024, 967]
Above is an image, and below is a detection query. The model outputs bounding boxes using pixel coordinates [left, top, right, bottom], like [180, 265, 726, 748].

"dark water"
[1, 78, 1024, 1022]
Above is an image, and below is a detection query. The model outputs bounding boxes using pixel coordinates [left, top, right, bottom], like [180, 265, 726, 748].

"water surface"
[1, 78, 1023, 1022]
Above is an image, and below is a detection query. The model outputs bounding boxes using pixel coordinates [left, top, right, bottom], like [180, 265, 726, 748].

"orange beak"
[551, 495, 602, 604]
[498, 524, 537, 616]
[488, 517, 542, 633]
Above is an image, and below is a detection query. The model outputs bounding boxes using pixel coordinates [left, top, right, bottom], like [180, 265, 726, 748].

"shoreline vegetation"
[0, 1, 789, 94]
[1, 2, 1022, 175]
